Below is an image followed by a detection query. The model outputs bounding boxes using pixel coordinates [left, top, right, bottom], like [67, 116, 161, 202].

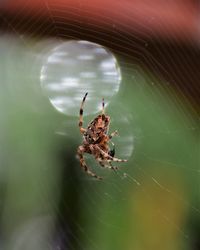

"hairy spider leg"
[88, 144, 118, 172]
[79, 92, 88, 134]
[90, 144, 128, 163]
[98, 160, 119, 171]
[109, 130, 118, 139]
[102, 97, 105, 115]
[77, 146, 102, 180]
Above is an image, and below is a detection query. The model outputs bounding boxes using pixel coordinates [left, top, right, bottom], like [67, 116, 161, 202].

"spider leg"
[102, 97, 105, 115]
[108, 157, 127, 163]
[99, 160, 119, 171]
[109, 130, 119, 139]
[92, 144, 128, 163]
[89, 144, 127, 163]
[79, 92, 88, 134]
[88, 145, 114, 170]
[77, 146, 102, 180]
[108, 162, 119, 171]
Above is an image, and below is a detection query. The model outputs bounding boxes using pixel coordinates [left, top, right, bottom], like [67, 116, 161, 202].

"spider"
[77, 92, 127, 180]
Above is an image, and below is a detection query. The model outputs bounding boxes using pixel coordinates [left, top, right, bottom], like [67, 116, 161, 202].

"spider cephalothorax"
[77, 92, 127, 180]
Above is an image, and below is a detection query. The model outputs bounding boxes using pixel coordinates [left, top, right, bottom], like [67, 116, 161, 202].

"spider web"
[0, 1, 199, 250]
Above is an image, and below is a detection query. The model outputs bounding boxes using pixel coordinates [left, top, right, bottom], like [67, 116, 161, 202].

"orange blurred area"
[1, 0, 199, 42]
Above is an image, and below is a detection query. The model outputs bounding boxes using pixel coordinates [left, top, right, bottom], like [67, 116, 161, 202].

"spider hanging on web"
[77, 92, 127, 180]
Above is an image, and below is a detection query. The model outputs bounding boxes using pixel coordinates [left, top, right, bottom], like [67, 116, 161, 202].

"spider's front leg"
[79, 93, 88, 134]
[77, 145, 102, 180]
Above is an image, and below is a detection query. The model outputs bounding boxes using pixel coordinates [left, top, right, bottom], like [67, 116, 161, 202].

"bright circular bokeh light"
[40, 40, 121, 116]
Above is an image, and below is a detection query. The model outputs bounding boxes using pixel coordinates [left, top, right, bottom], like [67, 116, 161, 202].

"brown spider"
[77, 92, 127, 180]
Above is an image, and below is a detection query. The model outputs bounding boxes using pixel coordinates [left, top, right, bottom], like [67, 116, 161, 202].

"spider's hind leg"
[98, 159, 119, 171]
[77, 146, 102, 180]
[94, 145, 128, 163]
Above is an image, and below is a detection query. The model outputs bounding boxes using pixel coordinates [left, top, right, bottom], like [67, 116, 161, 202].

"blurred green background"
[0, 34, 199, 250]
